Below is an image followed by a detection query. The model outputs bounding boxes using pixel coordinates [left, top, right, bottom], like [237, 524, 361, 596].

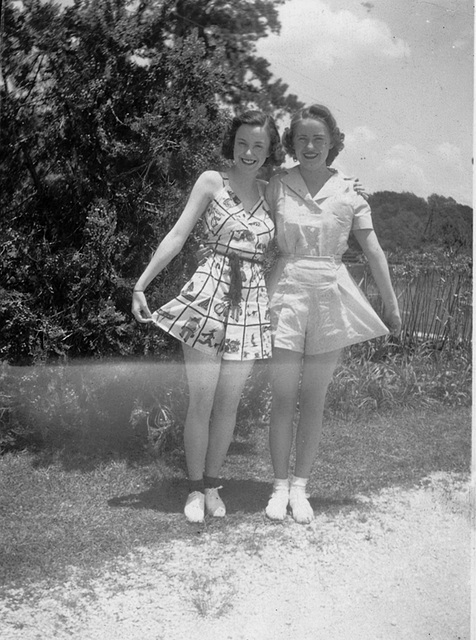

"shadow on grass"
[107, 475, 362, 518]
[108, 478, 275, 515]
[108, 478, 186, 514]
[227, 440, 257, 455]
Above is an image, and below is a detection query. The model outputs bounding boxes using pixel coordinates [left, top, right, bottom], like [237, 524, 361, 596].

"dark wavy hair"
[282, 104, 345, 166]
[221, 110, 285, 167]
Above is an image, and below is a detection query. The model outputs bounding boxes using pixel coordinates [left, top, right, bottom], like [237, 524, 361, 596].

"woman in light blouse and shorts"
[265, 104, 402, 524]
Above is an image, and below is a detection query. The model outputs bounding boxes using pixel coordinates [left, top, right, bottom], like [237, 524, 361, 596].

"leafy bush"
[1, 5, 227, 364]
[1, 0, 301, 366]
[327, 339, 472, 417]
[0, 359, 187, 456]
[1, 338, 471, 458]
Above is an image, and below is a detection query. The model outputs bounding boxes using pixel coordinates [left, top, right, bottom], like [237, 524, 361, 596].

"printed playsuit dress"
[266, 167, 389, 355]
[152, 174, 274, 360]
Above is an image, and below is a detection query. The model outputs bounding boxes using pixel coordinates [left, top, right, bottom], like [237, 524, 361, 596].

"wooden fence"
[348, 262, 472, 351]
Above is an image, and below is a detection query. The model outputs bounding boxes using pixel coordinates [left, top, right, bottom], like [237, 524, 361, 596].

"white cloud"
[380, 145, 430, 193]
[265, 0, 410, 68]
[345, 126, 378, 146]
[312, 10, 411, 63]
[435, 142, 463, 164]
[335, 138, 471, 204]
[343, 141, 472, 204]
[452, 38, 470, 49]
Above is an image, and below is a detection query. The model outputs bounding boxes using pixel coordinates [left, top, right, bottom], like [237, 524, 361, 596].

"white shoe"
[205, 487, 226, 517]
[265, 486, 289, 521]
[184, 491, 205, 523]
[289, 486, 314, 524]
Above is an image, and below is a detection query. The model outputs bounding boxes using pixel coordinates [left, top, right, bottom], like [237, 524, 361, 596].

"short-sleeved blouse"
[266, 166, 373, 259]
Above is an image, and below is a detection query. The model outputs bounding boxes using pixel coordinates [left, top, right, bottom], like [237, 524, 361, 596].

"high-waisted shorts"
[269, 256, 388, 355]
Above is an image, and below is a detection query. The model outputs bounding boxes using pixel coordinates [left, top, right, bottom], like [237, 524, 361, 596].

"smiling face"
[292, 118, 333, 172]
[233, 124, 270, 174]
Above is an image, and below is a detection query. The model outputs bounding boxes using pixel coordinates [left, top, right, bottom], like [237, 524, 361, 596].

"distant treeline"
[348, 191, 472, 256]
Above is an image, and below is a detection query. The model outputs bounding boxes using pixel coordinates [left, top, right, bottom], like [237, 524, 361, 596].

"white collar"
[280, 165, 347, 202]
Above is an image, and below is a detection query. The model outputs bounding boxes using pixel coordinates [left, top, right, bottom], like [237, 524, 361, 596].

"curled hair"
[221, 110, 285, 167]
[282, 104, 345, 166]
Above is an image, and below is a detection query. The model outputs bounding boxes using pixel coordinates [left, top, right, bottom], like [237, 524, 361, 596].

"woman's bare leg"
[286, 349, 341, 523]
[182, 344, 222, 482]
[268, 347, 303, 479]
[265, 348, 302, 520]
[294, 349, 341, 479]
[205, 358, 255, 477]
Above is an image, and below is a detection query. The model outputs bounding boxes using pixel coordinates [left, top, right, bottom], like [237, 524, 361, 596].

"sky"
[256, 0, 474, 205]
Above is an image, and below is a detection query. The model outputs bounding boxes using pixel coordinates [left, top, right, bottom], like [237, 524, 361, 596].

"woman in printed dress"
[132, 111, 284, 523]
[264, 104, 402, 524]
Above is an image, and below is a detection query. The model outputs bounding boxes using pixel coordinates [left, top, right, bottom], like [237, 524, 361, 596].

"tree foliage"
[162, 0, 302, 113]
[0, 0, 301, 363]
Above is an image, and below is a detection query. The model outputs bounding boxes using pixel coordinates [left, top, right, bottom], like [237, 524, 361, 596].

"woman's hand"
[131, 291, 153, 323]
[344, 176, 369, 200]
[383, 307, 402, 335]
[353, 177, 369, 201]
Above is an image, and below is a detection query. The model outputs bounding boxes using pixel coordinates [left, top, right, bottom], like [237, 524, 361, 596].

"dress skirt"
[152, 252, 272, 360]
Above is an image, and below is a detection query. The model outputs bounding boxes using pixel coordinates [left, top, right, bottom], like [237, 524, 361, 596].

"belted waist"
[205, 244, 264, 308]
[207, 244, 265, 264]
[279, 253, 342, 264]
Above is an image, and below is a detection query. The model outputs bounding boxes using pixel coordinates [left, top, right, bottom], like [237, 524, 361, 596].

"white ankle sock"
[265, 478, 290, 521]
[273, 478, 290, 490]
[289, 476, 314, 524]
[290, 475, 308, 489]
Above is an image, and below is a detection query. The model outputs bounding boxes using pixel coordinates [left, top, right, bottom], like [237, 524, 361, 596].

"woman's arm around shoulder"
[264, 170, 286, 217]
[353, 228, 402, 335]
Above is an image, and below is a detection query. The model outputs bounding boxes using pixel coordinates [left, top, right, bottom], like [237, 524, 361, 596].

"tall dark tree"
[0, 0, 302, 363]
[160, 0, 302, 114]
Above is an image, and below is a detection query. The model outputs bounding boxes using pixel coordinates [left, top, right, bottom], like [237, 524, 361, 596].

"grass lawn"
[0, 402, 470, 597]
